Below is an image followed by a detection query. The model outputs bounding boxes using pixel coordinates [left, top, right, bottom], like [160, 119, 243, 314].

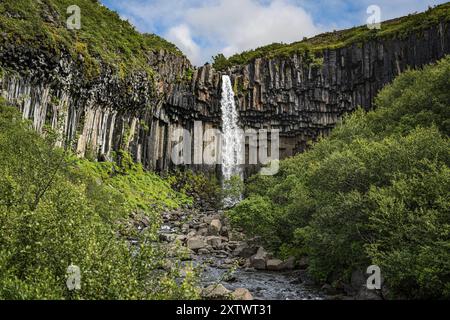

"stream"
[159, 209, 325, 300]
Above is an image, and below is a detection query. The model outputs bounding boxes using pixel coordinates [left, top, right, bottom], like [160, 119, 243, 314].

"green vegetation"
[213, 3, 450, 70]
[0, 98, 199, 299]
[228, 56, 450, 299]
[0, 0, 182, 78]
[167, 170, 221, 209]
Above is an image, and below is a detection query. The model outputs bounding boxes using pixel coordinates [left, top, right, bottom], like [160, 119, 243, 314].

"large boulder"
[249, 247, 268, 270]
[202, 284, 231, 299]
[233, 243, 258, 258]
[266, 259, 284, 271]
[232, 288, 253, 300]
[187, 236, 206, 251]
[209, 219, 222, 235]
[205, 236, 222, 249]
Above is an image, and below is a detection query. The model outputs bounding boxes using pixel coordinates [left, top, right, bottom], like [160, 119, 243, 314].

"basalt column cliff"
[1, 2, 449, 174]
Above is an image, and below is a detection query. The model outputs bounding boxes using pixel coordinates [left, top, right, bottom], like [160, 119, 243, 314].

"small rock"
[209, 219, 222, 235]
[197, 228, 209, 236]
[198, 248, 210, 255]
[205, 236, 222, 249]
[187, 236, 206, 251]
[232, 288, 253, 301]
[202, 284, 231, 299]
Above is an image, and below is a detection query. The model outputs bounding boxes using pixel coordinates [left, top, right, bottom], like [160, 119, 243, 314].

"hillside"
[213, 2, 450, 70]
[0, 0, 182, 78]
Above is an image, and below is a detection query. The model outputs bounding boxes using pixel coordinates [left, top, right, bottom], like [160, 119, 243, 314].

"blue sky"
[101, 0, 449, 65]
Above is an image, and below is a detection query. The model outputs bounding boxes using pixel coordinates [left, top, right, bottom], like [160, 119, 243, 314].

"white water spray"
[220, 75, 243, 205]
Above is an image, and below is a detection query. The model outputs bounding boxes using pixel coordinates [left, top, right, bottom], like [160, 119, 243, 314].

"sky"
[101, 0, 449, 65]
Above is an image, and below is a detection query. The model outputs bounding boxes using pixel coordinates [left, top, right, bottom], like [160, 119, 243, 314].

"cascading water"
[220, 75, 243, 206]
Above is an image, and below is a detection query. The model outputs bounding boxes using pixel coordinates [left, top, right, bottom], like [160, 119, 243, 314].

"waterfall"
[220, 75, 243, 206]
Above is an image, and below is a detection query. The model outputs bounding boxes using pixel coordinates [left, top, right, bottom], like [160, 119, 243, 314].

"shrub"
[0, 102, 199, 300]
[232, 56, 450, 298]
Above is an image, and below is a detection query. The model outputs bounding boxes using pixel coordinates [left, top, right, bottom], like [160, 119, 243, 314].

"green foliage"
[0, 102, 199, 300]
[227, 196, 277, 245]
[232, 56, 450, 299]
[167, 170, 221, 209]
[0, 0, 183, 78]
[213, 3, 450, 70]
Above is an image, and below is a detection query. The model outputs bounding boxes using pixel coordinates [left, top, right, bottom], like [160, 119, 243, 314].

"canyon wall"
[1, 21, 449, 175]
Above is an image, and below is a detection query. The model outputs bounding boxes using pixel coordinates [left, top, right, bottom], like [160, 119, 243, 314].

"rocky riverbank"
[155, 208, 388, 300]
[157, 208, 325, 300]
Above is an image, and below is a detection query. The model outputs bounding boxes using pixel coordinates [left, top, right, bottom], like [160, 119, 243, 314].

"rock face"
[1, 21, 449, 175]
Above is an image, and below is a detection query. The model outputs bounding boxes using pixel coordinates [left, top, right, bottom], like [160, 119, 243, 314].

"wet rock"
[202, 284, 231, 300]
[232, 288, 254, 301]
[249, 247, 268, 270]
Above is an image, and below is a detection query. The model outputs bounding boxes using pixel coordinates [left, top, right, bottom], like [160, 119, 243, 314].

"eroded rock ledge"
[1, 22, 449, 174]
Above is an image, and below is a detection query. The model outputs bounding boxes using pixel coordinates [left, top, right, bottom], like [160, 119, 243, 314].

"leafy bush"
[0, 0, 183, 78]
[167, 169, 221, 209]
[232, 56, 450, 299]
[0, 102, 199, 300]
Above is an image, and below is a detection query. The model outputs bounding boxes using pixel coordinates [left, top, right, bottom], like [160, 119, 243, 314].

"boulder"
[187, 236, 206, 251]
[280, 256, 296, 270]
[205, 236, 222, 249]
[249, 247, 268, 270]
[266, 259, 284, 271]
[202, 284, 231, 299]
[232, 288, 253, 300]
[232, 243, 258, 258]
[209, 219, 222, 235]
[356, 287, 383, 300]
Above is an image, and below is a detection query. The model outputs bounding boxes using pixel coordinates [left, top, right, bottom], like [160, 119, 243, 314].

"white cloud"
[166, 24, 201, 65]
[182, 0, 322, 64]
[110, 0, 321, 65]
